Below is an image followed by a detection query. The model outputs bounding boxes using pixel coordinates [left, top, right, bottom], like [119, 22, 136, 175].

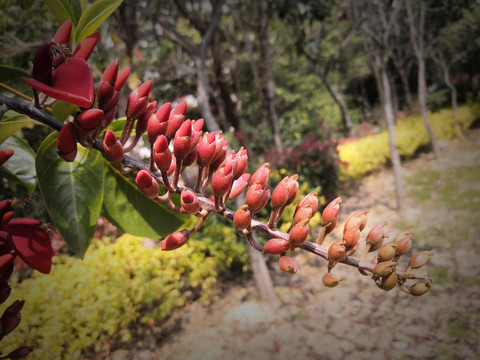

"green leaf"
[45, 0, 75, 26]
[36, 132, 104, 257]
[0, 135, 37, 195]
[75, 0, 123, 43]
[71, 0, 83, 25]
[102, 160, 188, 238]
[52, 101, 78, 122]
[0, 113, 33, 145]
[0, 65, 34, 99]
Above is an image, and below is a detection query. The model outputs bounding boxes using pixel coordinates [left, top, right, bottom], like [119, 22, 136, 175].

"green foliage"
[338, 104, 480, 178]
[0, 230, 247, 359]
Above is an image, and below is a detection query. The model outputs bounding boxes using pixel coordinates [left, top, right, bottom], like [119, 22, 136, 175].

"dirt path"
[108, 129, 480, 360]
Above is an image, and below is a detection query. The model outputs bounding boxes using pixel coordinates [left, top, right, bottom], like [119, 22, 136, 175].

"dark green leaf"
[36, 132, 104, 257]
[71, 0, 83, 25]
[102, 160, 188, 238]
[0, 113, 33, 145]
[75, 0, 123, 42]
[0, 135, 37, 195]
[0, 65, 34, 99]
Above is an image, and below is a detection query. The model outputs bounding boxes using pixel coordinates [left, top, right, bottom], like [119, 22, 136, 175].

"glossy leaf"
[75, 0, 123, 42]
[52, 101, 78, 123]
[0, 135, 37, 195]
[0, 65, 32, 98]
[102, 160, 188, 238]
[0, 113, 33, 145]
[45, 0, 75, 26]
[36, 132, 104, 257]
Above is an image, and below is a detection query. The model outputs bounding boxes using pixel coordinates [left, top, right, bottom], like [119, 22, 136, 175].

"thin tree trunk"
[196, 55, 221, 133]
[381, 65, 407, 213]
[259, 0, 283, 154]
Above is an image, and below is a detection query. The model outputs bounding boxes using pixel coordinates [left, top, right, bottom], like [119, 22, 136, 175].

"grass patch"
[447, 320, 475, 341]
[463, 276, 480, 288]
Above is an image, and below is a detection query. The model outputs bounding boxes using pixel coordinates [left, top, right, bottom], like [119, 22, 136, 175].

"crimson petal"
[23, 57, 94, 108]
[53, 19, 73, 45]
[4, 218, 53, 274]
[73, 33, 100, 60]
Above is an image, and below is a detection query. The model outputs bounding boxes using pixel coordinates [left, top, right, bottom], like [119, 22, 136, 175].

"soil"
[105, 129, 480, 360]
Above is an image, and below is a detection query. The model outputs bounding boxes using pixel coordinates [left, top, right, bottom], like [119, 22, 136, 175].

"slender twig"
[0, 94, 419, 281]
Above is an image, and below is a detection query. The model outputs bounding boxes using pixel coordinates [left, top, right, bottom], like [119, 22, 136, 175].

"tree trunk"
[381, 65, 407, 213]
[235, 196, 279, 306]
[316, 65, 354, 137]
[195, 55, 221, 133]
[418, 59, 441, 158]
[259, 1, 284, 154]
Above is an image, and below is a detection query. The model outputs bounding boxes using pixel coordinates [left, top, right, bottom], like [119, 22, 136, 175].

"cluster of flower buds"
[34, 26, 433, 295]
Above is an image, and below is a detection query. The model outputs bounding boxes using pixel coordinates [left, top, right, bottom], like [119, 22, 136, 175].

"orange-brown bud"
[249, 163, 270, 189]
[343, 226, 360, 251]
[235, 149, 248, 180]
[285, 174, 299, 206]
[328, 240, 347, 264]
[366, 221, 388, 252]
[321, 196, 341, 235]
[245, 182, 267, 214]
[279, 256, 297, 274]
[160, 229, 190, 251]
[344, 209, 369, 233]
[409, 282, 431, 296]
[270, 176, 290, 210]
[372, 261, 397, 280]
[379, 271, 398, 291]
[394, 231, 414, 256]
[233, 205, 251, 232]
[288, 219, 309, 249]
[408, 251, 433, 269]
[263, 238, 289, 255]
[377, 242, 398, 262]
[322, 272, 342, 288]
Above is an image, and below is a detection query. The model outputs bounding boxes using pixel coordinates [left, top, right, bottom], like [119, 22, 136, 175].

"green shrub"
[338, 104, 480, 178]
[0, 225, 247, 360]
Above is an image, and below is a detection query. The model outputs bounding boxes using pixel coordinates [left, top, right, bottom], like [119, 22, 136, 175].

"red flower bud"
[180, 189, 200, 214]
[209, 139, 228, 172]
[115, 67, 131, 91]
[135, 170, 159, 199]
[296, 192, 319, 217]
[245, 182, 267, 214]
[197, 132, 217, 168]
[366, 221, 388, 252]
[183, 145, 198, 167]
[74, 108, 103, 138]
[0, 253, 15, 273]
[173, 120, 193, 161]
[1, 313, 21, 336]
[233, 205, 251, 232]
[394, 231, 414, 256]
[167, 155, 176, 176]
[126, 80, 152, 119]
[285, 174, 299, 206]
[343, 226, 360, 251]
[212, 164, 234, 199]
[229, 173, 250, 200]
[263, 238, 289, 255]
[160, 229, 190, 251]
[322, 272, 342, 288]
[321, 197, 342, 235]
[347, 240, 360, 256]
[57, 122, 77, 162]
[225, 151, 238, 178]
[250, 163, 270, 189]
[97, 60, 118, 110]
[279, 256, 297, 274]
[344, 209, 369, 233]
[211, 132, 224, 162]
[53, 19, 72, 45]
[0, 149, 14, 167]
[191, 118, 204, 150]
[73, 32, 99, 60]
[271, 176, 290, 210]
[103, 130, 123, 165]
[289, 219, 309, 249]
[165, 100, 187, 140]
[235, 149, 248, 180]
[6, 346, 35, 359]
[147, 102, 171, 145]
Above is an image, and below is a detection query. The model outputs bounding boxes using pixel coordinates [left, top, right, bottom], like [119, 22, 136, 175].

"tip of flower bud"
[77, 108, 104, 130]
[102, 60, 119, 83]
[53, 19, 72, 45]
[193, 118, 204, 132]
[115, 67, 131, 91]
[171, 100, 187, 116]
[137, 80, 152, 98]
[104, 130, 118, 147]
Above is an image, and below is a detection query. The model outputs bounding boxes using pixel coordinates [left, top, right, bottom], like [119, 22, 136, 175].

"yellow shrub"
[338, 104, 480, 178]
[0, 230, 247, 359]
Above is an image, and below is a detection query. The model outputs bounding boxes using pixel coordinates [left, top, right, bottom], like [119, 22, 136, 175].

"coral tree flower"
[22, 19, 98, 108]
[0, 200, 53, 274]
